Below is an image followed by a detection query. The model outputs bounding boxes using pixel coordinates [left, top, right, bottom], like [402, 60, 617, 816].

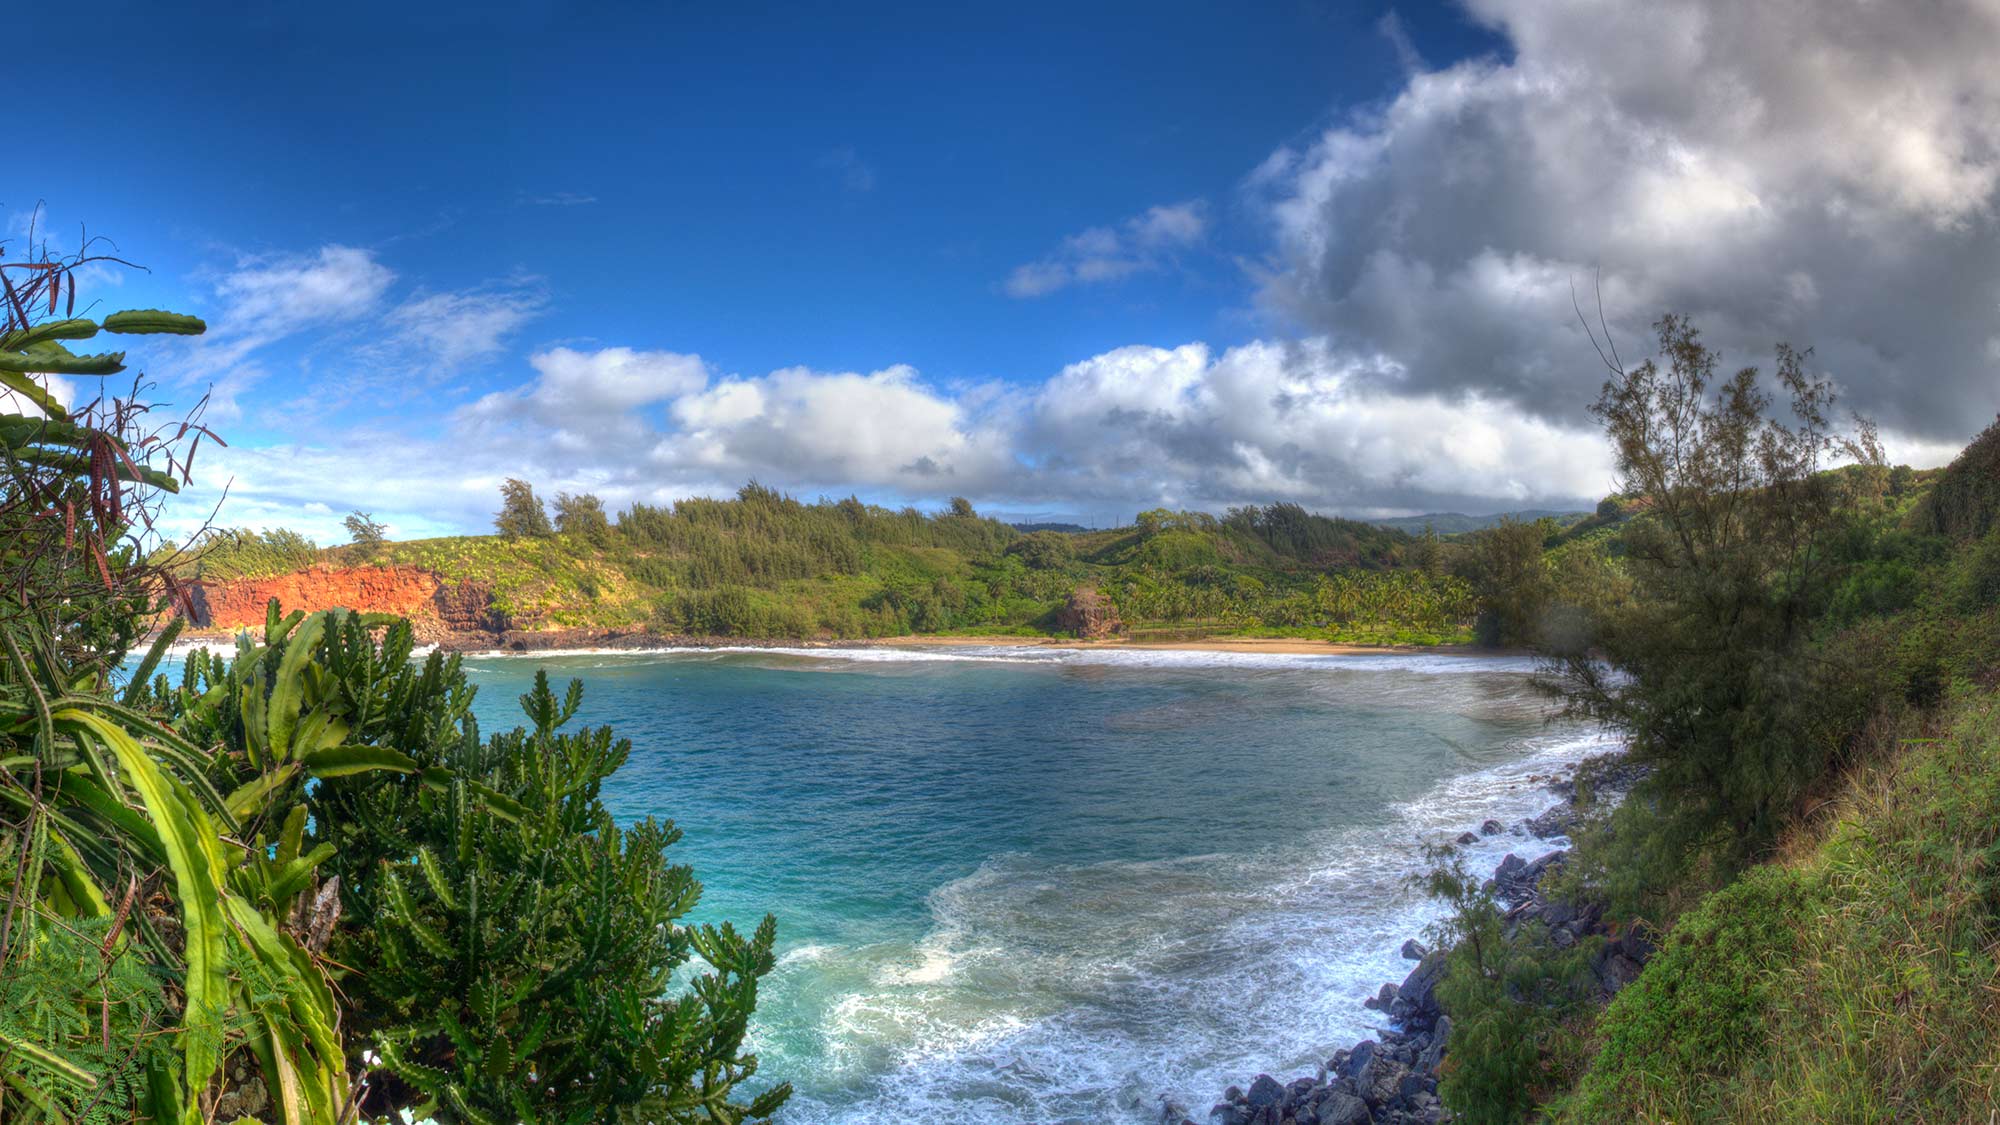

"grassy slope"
[1527, 455, 1995, 1122]
[1554, 687, 2000, 1123]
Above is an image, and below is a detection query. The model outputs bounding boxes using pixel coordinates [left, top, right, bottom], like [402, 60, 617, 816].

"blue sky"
[13, 1, 1997, 539]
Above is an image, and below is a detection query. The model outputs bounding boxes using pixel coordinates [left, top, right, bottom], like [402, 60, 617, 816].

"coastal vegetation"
[171, 487, 1512, 646]
[1410, 318, 2000, 1123]
[0, 247, 783, 1122]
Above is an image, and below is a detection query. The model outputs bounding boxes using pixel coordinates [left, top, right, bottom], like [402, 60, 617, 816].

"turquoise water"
[449, 645, 1609, 1124]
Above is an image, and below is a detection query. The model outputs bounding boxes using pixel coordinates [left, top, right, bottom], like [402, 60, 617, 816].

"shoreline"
[1189, 751, 1646, 1125]
[163, 624, 1517, 660]
[864, 634, 1509, 657]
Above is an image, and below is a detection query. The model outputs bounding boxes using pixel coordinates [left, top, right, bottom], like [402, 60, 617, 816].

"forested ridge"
[169, 489, 1618, 646]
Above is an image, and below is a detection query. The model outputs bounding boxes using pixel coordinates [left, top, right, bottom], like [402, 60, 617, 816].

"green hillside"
[1408, 352, 2000, 1123]
[170, 491, 1502, 645]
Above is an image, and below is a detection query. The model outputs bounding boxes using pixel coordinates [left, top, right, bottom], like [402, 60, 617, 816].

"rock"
[1208, 1104, 1247, 1125]
[1316, 1090, 1370, 1125]
[1480, 818, 1504, 835]
[184, 565, 505, 638]
[1525, 802, 1580, 839]
[1400, 938, 1428, 961]
[1596, 950, 1645, 994]
[1456, 830, 1479, 845]
[1416, 1015, 1450, 1074]
[1338, 1040, 1377, 1082]
[1054, 585, 1124, 639]
[1390, 951, 1449, 1031]
[1246, 1075, 1286, 1109]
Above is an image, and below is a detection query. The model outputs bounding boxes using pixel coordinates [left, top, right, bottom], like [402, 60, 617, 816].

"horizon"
[10, 0, 1997, 542]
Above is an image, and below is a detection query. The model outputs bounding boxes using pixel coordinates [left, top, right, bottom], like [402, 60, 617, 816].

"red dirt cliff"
[184, 566, 502, 638]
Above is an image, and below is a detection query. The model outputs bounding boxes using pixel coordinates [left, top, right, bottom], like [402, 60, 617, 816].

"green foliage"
[0, 915, 174, 1122]
[496, 477, 554, 538]
[1451, 517, 1557, 646]
[337, 671, 786, 1123]
[1, 244, 212, 672]
[1546, 315, 1886, 868]
[553, 490, 612, 544]
[1554, 692, 2000, 1122]
[175, 526, 323, 580]
[1910, 413, 2000, 541]
[1002, 530, 1075, 570]
[1420, 849, 1598, 1124]
[1220, 502, 1409, 567]
[344, 509, 388, 546]
[1556, 866, 1818, 1120]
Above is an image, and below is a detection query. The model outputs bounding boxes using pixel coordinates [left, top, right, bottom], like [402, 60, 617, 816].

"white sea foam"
[763, 722, 1618, 1125]
[462, 642, 1542, 676]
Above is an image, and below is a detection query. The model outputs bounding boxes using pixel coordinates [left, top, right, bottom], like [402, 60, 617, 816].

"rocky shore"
[1174, 754, 1648, 1125]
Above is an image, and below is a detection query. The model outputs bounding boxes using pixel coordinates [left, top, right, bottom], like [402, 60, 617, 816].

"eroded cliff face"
[1055, 586, 1124, 639]
[185, 566, 503, 639]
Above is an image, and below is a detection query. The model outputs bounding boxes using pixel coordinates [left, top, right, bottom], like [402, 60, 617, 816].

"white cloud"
[518, 191, 597, 207]
[156, 246, 547, 420]
[1004, 201, 1208, 297]
[173, 245, 396, 419]
[668, 364, 1011, 484]
[210, 245, 393, 339]
[1255, 0, 2000, 443]
[384, 283, 547, 369]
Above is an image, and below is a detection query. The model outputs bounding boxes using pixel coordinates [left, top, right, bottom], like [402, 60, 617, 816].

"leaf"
[0, 1027, 98, 1088]
[0, 316, 99, 351]
[224, 762, 300, 820]
[54, 707, 229, 1124]
[0, 367, 67, 419]
[301, 744, 419, 777]
[0, 340, 126, 376]
[101, 309, 208, 335]
[266, 611, 327, 761]
[124, 616, 186, 705]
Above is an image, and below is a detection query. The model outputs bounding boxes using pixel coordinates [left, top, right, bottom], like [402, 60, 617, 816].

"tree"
[1547, 314, 1882, 866]
[344, 509, 387, 545]
[553, 490, 612, 543]
[495, 478, 552, 538]
[1003, 530, 1075, 571]
[1453, 518, 1555, 646]
[947, 496, 976, 519]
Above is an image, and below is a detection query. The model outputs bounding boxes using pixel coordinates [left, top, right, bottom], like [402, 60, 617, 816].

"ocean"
[451, 645, 1609, 1124]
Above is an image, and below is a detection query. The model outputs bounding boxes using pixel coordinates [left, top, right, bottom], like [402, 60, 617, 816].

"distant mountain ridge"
[1366, 509, 1589, 535]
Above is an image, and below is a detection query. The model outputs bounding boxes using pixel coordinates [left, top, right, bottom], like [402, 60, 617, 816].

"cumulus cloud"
[1004, 201, 1208, 297]
[1255, 0, 2000, 443]
[166, 335, 1617, 541]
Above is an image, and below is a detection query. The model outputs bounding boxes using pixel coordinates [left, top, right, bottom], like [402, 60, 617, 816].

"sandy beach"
[866, 634, 1499, 657]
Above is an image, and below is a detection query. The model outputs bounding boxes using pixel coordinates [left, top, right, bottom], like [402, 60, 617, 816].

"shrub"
[1422, 850, 1597, 1124]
